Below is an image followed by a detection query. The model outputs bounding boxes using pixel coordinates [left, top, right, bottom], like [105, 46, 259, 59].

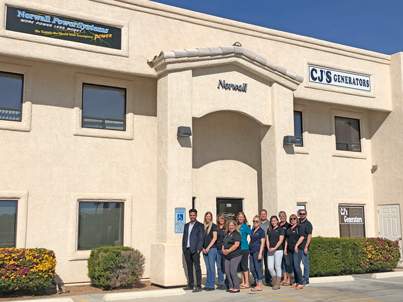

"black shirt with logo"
[223, 230, 242, 259]
[267, 226, 285, 250]
[203, 223, 218, 249]
[298, 219, 313, 249]
[216, 226, 226, 250]
[285, 225, 300, 252]
[279, 221, 290, 230]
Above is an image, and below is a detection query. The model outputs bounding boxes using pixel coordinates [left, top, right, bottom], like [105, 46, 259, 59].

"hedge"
[0, 248, 56, 294]
[310, 237, 400, 277]
[88, 246, 145, 290]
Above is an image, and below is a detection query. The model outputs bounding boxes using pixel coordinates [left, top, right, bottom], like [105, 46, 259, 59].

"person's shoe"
[229, 289, 240, 293]
[192, 287, 202, 293]
[184, 286, 193, 290]
[217, 285, 226, 290]
[204, 287, 215, 291]
[272, 277, 280, 290]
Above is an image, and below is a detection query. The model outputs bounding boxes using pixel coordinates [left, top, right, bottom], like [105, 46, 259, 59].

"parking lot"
[128, 276, 403, 302]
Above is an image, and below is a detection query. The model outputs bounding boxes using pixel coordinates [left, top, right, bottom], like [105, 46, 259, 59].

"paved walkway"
[106, 276, 403, 302]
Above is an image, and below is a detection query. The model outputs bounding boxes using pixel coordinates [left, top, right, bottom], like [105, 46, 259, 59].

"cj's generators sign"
[5, 6, 122, 49]
[309, 65, 371, 92]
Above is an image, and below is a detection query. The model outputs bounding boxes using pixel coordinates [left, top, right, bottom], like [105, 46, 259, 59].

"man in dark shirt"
[295, 209, 313, 285]
[259, 209, 272, 286]
[182, 209, 204, 292]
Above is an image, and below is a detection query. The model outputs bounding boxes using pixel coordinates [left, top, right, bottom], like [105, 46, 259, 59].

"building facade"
[0, 0, 402, 286]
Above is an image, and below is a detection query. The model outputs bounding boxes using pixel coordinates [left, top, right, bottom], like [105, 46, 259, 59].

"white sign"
[309, 65, 371, 92]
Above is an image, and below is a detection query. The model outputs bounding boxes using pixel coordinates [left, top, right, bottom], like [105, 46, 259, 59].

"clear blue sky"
[152, 0, 403, 54]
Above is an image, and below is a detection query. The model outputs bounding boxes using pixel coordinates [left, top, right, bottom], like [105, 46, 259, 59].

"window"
[335, 116, 361, 152]
[78, 201, 124, 250]
[0, 72, 23, 122]
[294, 111, 303, 147]
[0, 200, 18, 247]
[339, 205, 365, 238]
[82, 84, 126, 131]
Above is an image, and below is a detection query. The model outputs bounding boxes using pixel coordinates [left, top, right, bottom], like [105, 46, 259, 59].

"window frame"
[81, 83, 127, 132]
[74, 73, 134, 140]
[0, 71, 24, 122]
[338, 204, 366, 238]
[293, 110, 304, 147]
[0, 199, 18, 248]
[77, 200, 125, 251]
[334, 116, 362, 153]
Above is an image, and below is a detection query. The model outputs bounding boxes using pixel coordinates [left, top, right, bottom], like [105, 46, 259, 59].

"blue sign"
[175, 207, 186, 234]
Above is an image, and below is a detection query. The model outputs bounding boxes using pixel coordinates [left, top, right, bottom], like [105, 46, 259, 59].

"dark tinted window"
[78, 201, 124, 250]
[335, 116, 361, 152]
[294, 111, 303, 147]
[339, 205, 365, 238]
[82, 84, 126, 131]
[0, 72, 23, 122]
[0, 200, 17, 247]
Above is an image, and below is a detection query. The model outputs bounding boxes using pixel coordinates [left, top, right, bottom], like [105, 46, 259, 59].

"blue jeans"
[216, 249, 225, 286]
[203, 247, 217, 288]
[298, 249, 310, 285]
[249, 252, 263, 282]
[291, 251, 303, 285]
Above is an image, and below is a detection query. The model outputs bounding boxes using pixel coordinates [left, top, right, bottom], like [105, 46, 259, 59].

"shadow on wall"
[192, 110, 269, 209]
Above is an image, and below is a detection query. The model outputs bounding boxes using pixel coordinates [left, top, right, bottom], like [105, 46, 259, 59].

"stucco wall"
[0, 56, 158, 283]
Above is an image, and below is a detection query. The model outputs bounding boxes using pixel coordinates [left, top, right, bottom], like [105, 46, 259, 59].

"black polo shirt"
[267, 226, 285, 250]
[223, 230, 241, 259]
[216, 226, 226, 250]
[298, 219, 313, 249]
[285, 225, 300, 252]
[203, 223, 218, 249]
[279, 221, 290, 230]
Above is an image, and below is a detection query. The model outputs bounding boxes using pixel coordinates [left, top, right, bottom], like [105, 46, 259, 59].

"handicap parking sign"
[175, 207, 186, 234]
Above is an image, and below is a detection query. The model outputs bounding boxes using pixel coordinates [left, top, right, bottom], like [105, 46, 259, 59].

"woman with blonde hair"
[202, 211, 218, 290]
[236, 211, 251, 289]
[215, 214, 226, 290]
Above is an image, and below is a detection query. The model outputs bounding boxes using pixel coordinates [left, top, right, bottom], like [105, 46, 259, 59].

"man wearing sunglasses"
[296, 209, 313, 286]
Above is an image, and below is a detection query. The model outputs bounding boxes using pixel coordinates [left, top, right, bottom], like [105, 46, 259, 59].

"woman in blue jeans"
[284, 214, 304, 289]
[215, 214, 226, 290]
[202, 211, 218, 290]
[249, 215, 265, 291]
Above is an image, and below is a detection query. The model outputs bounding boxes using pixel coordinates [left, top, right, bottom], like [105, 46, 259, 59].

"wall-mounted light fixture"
[177, 126, 192, 138]
[283, 135, 297, 146]
[371, 164, 378, 174]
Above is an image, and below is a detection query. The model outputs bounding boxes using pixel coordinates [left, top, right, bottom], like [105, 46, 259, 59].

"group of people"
[182, 208, 313, 293]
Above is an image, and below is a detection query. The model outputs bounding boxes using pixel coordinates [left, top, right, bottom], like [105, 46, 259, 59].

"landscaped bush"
[0, 248, 56, 294]
[88, 246, 145, 290]
[310, 237, 400, 277]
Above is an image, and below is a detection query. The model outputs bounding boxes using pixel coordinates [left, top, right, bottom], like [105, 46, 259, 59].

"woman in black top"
[284, 214, 304, 289]
[203, 212, 217, 290]
[215, 214, 226, 290]
[279, 211, 290, 286]
[266, 215, 285, 290]
[222, 220, 242, 293]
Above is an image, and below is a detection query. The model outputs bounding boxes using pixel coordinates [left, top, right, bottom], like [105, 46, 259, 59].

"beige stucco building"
[0, 0, 402, 287]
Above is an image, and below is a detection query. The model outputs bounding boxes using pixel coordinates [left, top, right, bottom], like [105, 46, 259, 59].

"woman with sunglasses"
[266, 215, 285, 290]
[249, 215, 265, 291]
[279, 211, 291, 286]
[236, 211, 251, 289]
[222, 220, 242, 293]
[202, 212, 218, 291]
[284, 214, 304, 289]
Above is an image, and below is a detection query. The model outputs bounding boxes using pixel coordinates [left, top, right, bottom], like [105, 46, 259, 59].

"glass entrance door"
[216, 198, 243, 220]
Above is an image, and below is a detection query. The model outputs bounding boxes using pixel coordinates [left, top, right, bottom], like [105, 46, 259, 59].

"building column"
[261, 83, 296, 215]
[151, 70, 193, 286]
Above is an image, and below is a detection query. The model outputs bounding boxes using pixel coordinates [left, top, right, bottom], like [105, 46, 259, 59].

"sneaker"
[204, 287, 215, 291]
[192, 287, 202, 293]
[217, 285, 226, 290]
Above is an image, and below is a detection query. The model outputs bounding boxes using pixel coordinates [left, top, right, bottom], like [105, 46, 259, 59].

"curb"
[310, 275, 355, 284]
[370, 271, 403, 279]
[103, 288, 186, 301]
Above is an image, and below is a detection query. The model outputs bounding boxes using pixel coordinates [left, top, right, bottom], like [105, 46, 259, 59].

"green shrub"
[88, 246, 145, 290]
[0, 248, 56, 294]
[310, 237, 400, 277]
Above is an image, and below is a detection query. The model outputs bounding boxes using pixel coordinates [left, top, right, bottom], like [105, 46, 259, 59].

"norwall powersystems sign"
[5, 6, 122, 49]
[309, 65, 371, 92]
